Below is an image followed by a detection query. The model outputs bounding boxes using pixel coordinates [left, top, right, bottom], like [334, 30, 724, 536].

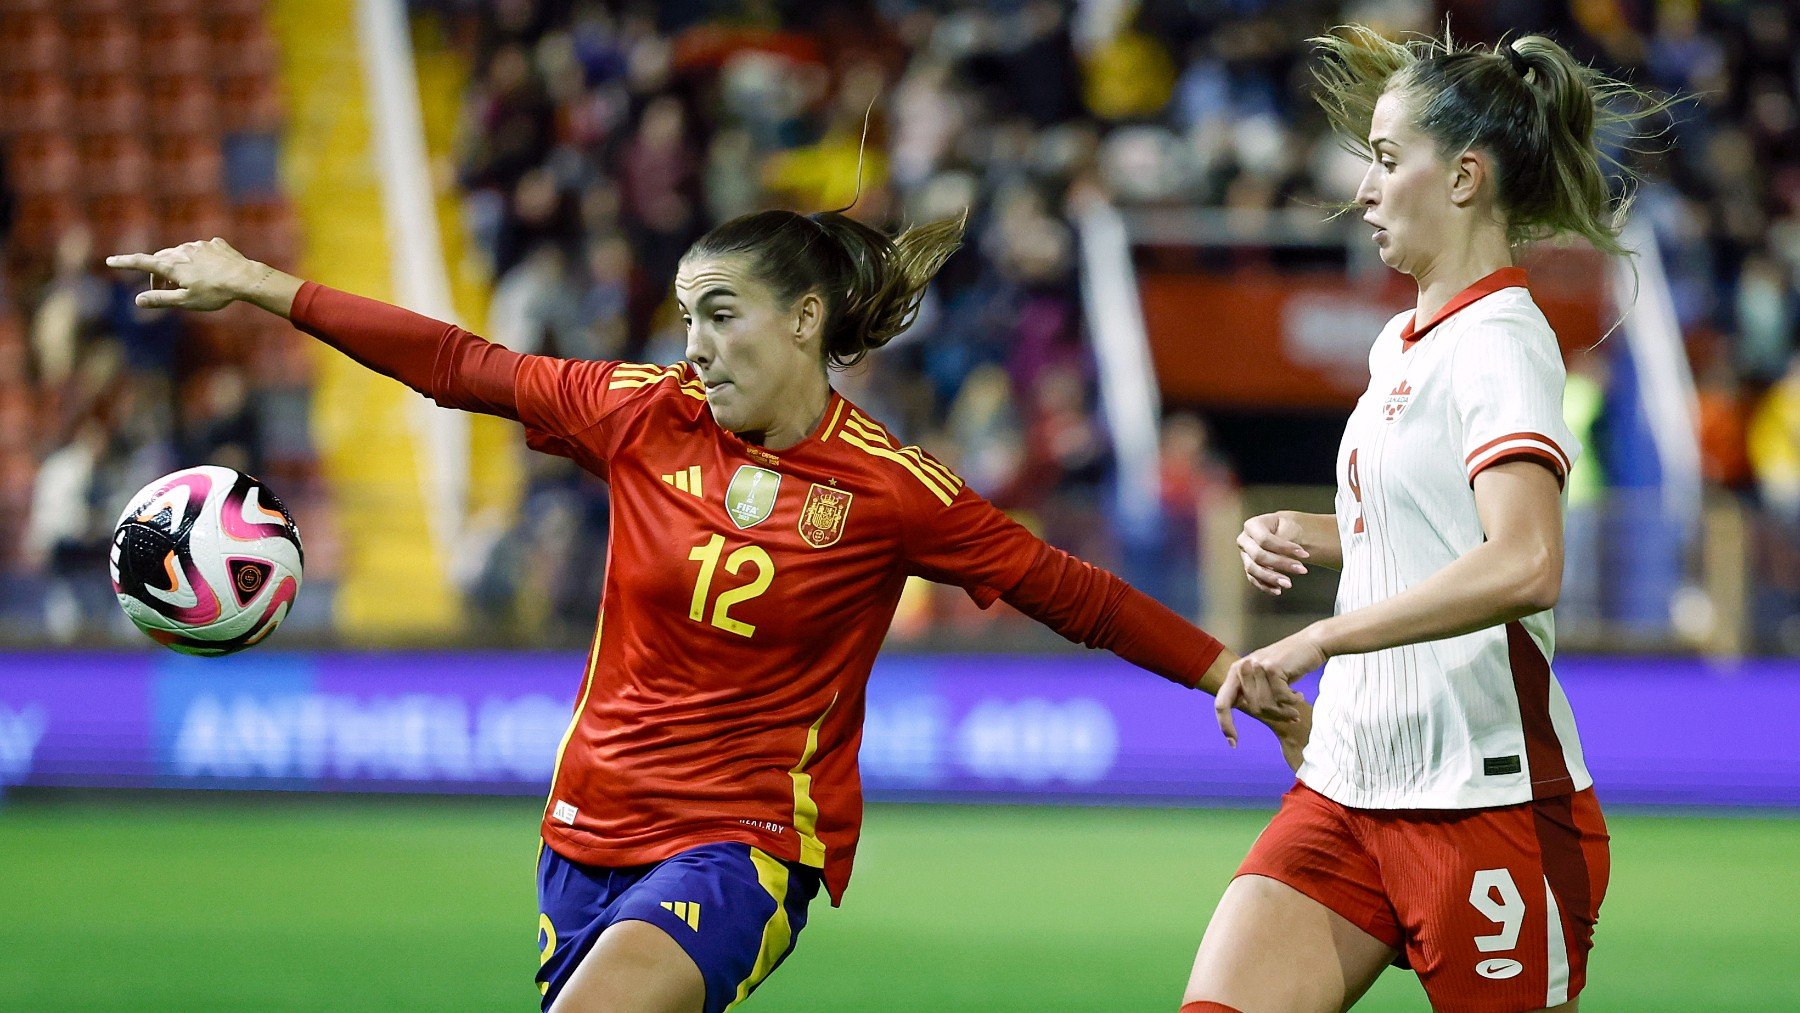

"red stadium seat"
[77, 133, 153, 196]
[85, 192, 157, 253]
[209, 13, 278, 80]
[136, 0, 208, 22]
[0, 73, 72, 137]
[68, 13, 140, 77]
[6, 133, 80, 195]
[70, 74, 146, 137]
[219, 73, 286, 134]
[154, 194, 230, 247]
[0, 10, 64, 74]
[57, 0, 132, 15]
[204, 0, 270, 18]
[143, 75, 221, 139]
[138, 21, 211, 78]
[9, 193, 81, 252]
[150, 134, 226, 197]
[231, 199, 299, 269]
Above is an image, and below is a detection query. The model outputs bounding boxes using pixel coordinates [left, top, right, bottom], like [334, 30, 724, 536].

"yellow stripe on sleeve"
[897, 444, 961, 492]
[727, 849, 794, 1008]
[607, 373, 707, 401]
[610, 363, 672, 378]
[838, 431, 957, 505]
[842, 412, 963, 495]
[839, 411, 887, 443]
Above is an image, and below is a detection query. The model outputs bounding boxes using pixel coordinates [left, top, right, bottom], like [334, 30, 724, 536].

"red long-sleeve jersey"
[291, 282, 1224, 903]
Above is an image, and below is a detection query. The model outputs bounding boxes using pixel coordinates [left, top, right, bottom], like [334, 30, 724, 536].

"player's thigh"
[1385, 790, 1609, 1012]
[1188, 784, 1402, 1011]
[551, 842, 822, 1013]
[551, 919, 705, 1013]
[1187, 874, 1397, 1012]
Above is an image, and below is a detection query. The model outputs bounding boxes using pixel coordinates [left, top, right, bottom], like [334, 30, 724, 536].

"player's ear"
[794, 292, 825, 349]
[1450, 149, 1486, 208]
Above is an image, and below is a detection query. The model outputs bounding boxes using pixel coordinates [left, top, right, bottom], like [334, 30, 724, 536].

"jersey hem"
[1297, 769, 1594, 811]
[540, 822, 850, 906]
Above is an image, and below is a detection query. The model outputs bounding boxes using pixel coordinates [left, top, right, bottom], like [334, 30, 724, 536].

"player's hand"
[1267, 694, 1312, 773]
[1238, 511, 1309, 596]
[106, 238, 261, 312]
[1214, 626, 1326, 747]
[1213, 664, 1306, 747]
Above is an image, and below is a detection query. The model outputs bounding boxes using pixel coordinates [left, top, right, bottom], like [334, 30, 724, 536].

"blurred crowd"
[1, 0, 1797, 650]
[0, 0, 326, 643]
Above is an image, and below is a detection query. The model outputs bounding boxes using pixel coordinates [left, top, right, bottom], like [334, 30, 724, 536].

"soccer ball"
[110, 465, 304, 656]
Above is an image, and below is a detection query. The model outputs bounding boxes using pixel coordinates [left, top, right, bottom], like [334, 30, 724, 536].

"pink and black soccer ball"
[110, 465, 304, 656]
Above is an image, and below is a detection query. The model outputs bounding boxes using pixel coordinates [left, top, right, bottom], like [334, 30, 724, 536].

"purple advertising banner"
[0, 651, 1795, 806]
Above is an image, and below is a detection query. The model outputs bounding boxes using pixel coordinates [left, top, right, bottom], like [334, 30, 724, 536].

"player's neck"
[752, 371, 833, 452]
[1412, 228, 1513, 324]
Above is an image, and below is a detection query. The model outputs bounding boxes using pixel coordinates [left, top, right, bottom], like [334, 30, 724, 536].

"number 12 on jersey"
[1347, 447, 1366, 535]
[688, 534, 774, 638]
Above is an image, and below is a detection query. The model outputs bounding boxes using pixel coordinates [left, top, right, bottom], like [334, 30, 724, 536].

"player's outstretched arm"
[108, 239, 303, 316]
[109, 238, 550, 424]
[901, 486, 1307, 763]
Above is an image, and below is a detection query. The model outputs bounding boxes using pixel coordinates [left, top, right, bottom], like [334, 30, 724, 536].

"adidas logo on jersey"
[1383, 379, 1414, 422]
[660, 900, 702, 930]
[662, 466, 703, 497]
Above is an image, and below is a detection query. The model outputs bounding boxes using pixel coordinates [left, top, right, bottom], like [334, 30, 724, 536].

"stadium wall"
[1, 652, 1793, 807]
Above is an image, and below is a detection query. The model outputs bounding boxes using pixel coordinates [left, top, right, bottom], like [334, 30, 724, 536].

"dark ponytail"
[683, 210, 964, 367]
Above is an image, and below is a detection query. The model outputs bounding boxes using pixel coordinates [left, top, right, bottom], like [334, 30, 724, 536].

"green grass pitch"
[0, 795, 1793, 1010]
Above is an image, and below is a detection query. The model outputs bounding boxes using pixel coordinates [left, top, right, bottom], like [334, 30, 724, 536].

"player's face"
[1356, 90, 1455, 276]
[675, 255, 820, 435]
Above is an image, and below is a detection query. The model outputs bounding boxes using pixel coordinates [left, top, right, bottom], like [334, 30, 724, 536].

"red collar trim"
[1399, 267, 1530, 350]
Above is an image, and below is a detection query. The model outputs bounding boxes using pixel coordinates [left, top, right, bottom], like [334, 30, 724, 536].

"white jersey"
[1298, 268, 1592, 810]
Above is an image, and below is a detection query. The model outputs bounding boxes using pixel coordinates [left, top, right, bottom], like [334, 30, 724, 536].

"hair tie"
[1504, 44, 1531, 79]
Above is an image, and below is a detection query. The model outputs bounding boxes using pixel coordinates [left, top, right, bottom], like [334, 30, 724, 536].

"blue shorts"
[535, 841, 822, 1012]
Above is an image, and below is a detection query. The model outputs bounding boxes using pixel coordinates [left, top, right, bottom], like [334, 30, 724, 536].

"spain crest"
[798, 483, 853, 548]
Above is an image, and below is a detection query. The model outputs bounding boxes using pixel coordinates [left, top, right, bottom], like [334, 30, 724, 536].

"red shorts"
[1238, 782, 1609, 1012]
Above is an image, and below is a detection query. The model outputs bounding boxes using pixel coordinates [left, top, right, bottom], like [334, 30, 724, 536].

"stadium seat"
[151, 135, 226, 198]
[0, 73, 73, 137]
[68, 12, 138, 77]
[144, 76, 222, 139]
[139, 22, 211, 81]
[8, 193, 80, 250]
[209, 13, 279, 80]
[231, 199, 299, 269]
[85, 193, 157, 252]
[219, 74, 287, 134]
[78, 134, 153, 197]
[6, 134, 79, 195]
[58, 0, 131, 15]
[0, 10, 63, 74]
[71, 74, 147, 138]
[136, 0, 209, 21]
[155, 194, 230, 247]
